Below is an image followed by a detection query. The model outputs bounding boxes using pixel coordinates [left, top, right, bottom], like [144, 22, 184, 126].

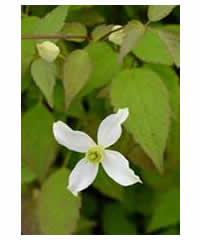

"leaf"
[148, 188, 180, 232]
[53, 79, 66, 114]
[76, 217, 96, 235]
[93, 166, 124, 201]
[166, 118, 180, 170]
[21, 188, 41, 234]
[133, 27, 174, 65]
[81, 42, 120, 96]
[118, 20, 146, 63]
[160, 226, 180, 235]
[63, 49, 92, 108]
[34, 5, 69, 41]
[102, 203, 137, 235]
[145, 64, 180, 121]
[122, 184, 155, 216]
[128, 145, 155, 170]
[21, 69, 32, 93]
[21, 103, 58, 182]
[141, 166, 180, 191]
[22, 83, 41, 111]
[21, 16, 39, 34]
[91, 24, 114, 41]
[111, 68, 170, 171]
[31, 59, 57, 108]
[39, 168, 81, 235]
[62, 22, 88, 42]
[21, 16, 40, 75]
[21, 162, 36, 184]
[22, 6, 68, 73]
[67, 100, 86, 119]
[81, 193, 99, 218]
[148, 5, 176, 22]
[156, 27, 180, 67]
[67, 7, 105, 26]
[162, 24, 180, 32]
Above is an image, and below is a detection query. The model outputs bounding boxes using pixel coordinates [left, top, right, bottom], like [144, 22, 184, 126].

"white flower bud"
[36, 41, 60, 62]
[108, 25, 125, 45]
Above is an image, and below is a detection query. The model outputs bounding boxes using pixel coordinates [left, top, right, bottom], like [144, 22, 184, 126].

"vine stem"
[21, 34, 92, 41]
[21, 26, 124, 41]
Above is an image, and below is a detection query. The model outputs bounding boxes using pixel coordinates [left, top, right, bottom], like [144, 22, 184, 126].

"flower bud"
[108, 25, 125, 45]
[36, 41, 60, 62]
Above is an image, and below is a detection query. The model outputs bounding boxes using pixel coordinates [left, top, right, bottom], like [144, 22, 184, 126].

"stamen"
[86, 145, 104, 164]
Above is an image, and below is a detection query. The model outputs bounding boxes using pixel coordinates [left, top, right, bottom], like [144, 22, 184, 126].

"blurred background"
[21, 5, 180, 235]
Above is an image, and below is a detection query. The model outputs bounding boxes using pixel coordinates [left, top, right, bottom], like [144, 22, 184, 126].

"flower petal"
[102, 150, 142, 186]
[53, 121, 96, 153]
[67, 158, 99, 196]
[97, 108, 129, 148]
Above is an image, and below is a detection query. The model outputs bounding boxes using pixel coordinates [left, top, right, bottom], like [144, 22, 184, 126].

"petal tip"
[118, 108, 129, 122]
[133, 174, 143, 184]
[118, 107, 129, 113]
[137, 178, 143, 184]
[53, 121, 61, 129]
[53, 121, 61, 134]
[67, 185, 78, 197]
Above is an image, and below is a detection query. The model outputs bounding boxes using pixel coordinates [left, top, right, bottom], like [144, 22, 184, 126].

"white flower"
[36, 41, 60, 62]
[108, 25, 125, 45]
[53, 108, 142, 196]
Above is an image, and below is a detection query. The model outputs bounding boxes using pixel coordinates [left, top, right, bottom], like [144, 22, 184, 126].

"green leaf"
[67, 100, 86, 119]
[31, 59, 57, 108]
[145, 64, 180, 121]
[102, 203, 137, 235]
[162, 24, 180, 32]
[111, 68, 170, 171]
[81, 193, 99, 218]
[21, 16, 39, 34]
[141, 165, 180, 190]
[34, 5, 69, 41]
[53, 79, 66, 114]
[21, 69, 32, 93]
[133, 28, 174, 65]
[22, 103, 58, 182]
[62, 22, 88, 42]
[166, 118, 180, 170]
[160, 226, 180, 235]
[156, 27, 180, 67]
[76, 217, 96, 235]
[148, 188, 180, 232]
[81, 42, 120, 95]
[118, 20, 146, 63]
[128, 145, 155, 170]
[91, 24, 114, 41]
[21, 188, 41, 234]
[122, 184, 155, 216]
[22, 6, 69, 73]
[63, 49, 92, 108]
[39, 168, 81, 235]
[21, 16, 39, 75]
[148, 5, 176, 22]
[67, 7, 105, 26]
[93, 166, 124, 201]
[21, 162, 36, 184]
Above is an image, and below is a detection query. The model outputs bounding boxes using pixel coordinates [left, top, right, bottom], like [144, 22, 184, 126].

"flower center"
[86, 145, 104, 164]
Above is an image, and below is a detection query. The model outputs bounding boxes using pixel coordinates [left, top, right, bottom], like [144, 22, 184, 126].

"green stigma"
[86, 145, 104, 164]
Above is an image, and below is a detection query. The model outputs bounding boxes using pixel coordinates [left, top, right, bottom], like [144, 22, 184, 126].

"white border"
[4, 0, 199, 239]
[20, 0, 181, 5]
